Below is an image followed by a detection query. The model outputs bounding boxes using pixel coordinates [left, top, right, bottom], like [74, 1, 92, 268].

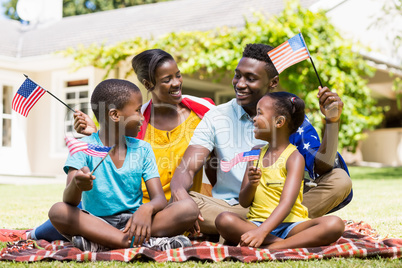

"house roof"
[0, 0, 318, 58]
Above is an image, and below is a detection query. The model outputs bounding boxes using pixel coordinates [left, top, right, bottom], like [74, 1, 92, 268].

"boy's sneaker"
[145, 235, 192, 251]
[72, 236, 109, 252]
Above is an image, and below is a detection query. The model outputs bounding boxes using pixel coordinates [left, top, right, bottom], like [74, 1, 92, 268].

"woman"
[29, 49, 215, 241]
[76, 49, 214, 202]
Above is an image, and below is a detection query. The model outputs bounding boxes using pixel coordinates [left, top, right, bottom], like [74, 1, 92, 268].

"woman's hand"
[74, 110, 97, 136]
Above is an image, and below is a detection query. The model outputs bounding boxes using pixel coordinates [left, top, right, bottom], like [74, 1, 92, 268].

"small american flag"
[65, 137, 112, 157]
[12, 78, 46, 117]
[220, 149, 260, 172]
[268, 33, 310, 74]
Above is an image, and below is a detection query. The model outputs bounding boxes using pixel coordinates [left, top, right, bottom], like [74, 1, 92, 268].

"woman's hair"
[91, 79, 140, 121]
[131, 49, 175, 90]
[266, 91, 305, 134]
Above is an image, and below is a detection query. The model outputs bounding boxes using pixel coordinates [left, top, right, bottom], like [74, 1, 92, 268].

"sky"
[0, 0, 9, 20]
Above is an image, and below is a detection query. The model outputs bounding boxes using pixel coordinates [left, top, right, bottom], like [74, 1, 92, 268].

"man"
[170, 44, 352, 235]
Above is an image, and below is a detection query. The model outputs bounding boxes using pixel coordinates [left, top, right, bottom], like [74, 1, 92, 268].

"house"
[314, 0, 402, 165]
[0, 0, 400, 177]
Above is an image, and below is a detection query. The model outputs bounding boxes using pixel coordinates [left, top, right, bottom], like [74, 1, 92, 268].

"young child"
[48, 79, 199, 252]
[215, 92, 345, 249]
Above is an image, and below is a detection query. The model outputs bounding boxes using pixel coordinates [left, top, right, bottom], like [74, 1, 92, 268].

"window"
[51, 69, 95, 156]
[1, 85, 13, 147]
[63, 79, 90, 135]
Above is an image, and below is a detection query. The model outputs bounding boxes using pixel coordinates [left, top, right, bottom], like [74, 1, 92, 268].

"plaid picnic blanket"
[1, 220, 401, 263]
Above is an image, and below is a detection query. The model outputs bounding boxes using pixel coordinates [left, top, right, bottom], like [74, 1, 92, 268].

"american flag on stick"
[268, 33, 310, 74]
[65, 136, 112, 157]
[220, 149, 261, 172]
[12, 78, 46, 117]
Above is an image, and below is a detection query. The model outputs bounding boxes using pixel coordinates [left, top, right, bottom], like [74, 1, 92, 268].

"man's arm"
[314, 86, 344, 175]
[170, 145, 211, 202]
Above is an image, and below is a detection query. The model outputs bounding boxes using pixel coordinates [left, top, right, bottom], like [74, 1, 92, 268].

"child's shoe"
[72, 236, 109, 252]
[144, 235, 192, 251]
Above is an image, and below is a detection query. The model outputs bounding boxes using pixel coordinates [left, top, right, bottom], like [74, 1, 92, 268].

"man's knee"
[328, 168, 352, 197]
[177, 198, 200, 221]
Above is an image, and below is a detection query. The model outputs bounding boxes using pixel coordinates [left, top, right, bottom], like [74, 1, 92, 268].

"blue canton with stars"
[17, 79, 39, 98]
[288, 33, 306, 51]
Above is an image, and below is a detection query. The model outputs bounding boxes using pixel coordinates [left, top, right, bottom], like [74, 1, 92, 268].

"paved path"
[0, 175, 65, 185]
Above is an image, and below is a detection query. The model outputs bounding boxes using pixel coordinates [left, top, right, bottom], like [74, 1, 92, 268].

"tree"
[62, 0, 384, 151]
[1, 0, 170, 20]
[2, 0, 18, 20]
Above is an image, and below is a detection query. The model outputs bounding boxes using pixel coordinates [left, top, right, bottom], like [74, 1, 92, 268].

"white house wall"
[0, 70, 31, 175]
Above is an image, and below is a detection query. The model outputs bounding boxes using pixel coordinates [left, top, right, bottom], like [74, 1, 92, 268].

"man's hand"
[74, 110, 97, 136]
[317, 86, 344, 123]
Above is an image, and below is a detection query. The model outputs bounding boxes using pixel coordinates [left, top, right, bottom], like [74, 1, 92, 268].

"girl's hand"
[73, 167, 94, 191]
[123, 204, 153, 247]
[240, 228, 266, 248]
[73, 110, 97, 136]
[247, 166, 261, 186]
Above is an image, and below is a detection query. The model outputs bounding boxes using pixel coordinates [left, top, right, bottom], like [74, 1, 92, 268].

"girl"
[215, 92, 344, 249]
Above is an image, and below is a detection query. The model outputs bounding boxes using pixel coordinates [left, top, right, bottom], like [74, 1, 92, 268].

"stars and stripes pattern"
[12, 78, 46, 117]
[220, 149, 260, 172]
[268, 33, 310, 74]
[65, 136, 112, 157]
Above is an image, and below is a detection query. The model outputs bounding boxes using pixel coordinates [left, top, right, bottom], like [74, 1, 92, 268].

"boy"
[48, 79, 198, 252]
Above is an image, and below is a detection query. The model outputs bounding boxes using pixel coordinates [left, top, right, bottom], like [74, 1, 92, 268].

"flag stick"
[309, 57, 323, 88]
[254, 148, 262, 170]
[298, 32, 323, 88]
[90, 145, 115, 175]
[23, 74, 76, 113]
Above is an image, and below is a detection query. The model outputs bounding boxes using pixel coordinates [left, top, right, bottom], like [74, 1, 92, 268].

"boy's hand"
[73, 167, 95, 191]
[247, 166, 261, 186]
[317, 86, 343, 123]
[123, 204, 153, 247]
[74, 110, 97, 136]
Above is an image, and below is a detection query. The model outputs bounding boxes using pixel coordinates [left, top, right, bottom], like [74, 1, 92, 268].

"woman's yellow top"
[143, 111, 203, 202]
[247, 143, 309, 223]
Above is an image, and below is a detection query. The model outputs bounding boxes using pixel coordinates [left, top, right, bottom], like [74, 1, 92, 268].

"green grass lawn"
[1, 166, 402, 267]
